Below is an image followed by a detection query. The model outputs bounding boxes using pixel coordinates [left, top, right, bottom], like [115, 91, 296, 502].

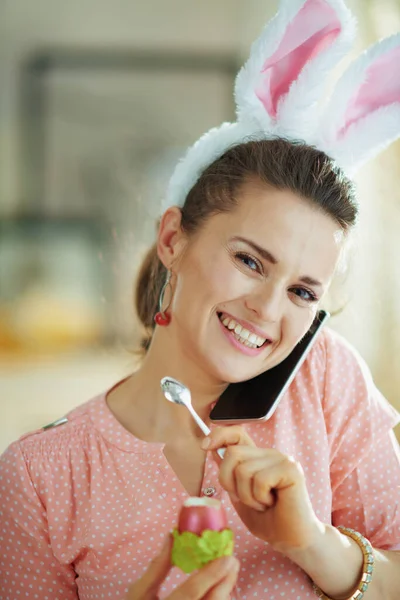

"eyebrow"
[231, 235, 323, 288]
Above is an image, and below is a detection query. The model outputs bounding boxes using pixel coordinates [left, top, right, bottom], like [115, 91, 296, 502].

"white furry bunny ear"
[235, 0, 356, 139]
[319, 33, 400, 175]
[164, 0, 357, 210]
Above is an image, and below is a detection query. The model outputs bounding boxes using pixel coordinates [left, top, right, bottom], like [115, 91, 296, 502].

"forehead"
[205, 181, 344, 283]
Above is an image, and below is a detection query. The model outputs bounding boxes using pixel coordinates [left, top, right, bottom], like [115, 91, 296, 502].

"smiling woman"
[136, 140, 355, 381]
[136, 140, 356, 356]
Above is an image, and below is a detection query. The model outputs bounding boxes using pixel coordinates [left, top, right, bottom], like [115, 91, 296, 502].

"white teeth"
[219, 313, 268, 348]
[248, 333, 258, 344]
[234, 333, 257, 348]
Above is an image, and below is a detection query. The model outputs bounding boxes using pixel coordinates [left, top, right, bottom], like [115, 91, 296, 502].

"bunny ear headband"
[164, 0, 400, 210]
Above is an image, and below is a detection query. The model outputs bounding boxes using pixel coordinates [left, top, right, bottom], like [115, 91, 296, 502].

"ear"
[318, 33, 400, 174]
[156, 207, 187, 269]
[235, 0, 356, 139]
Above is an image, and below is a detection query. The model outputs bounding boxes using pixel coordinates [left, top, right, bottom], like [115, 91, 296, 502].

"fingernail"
[201, 437, 211, 449]
[230, 493, 240, 503]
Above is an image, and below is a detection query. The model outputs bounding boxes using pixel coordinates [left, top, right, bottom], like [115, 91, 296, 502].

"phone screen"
[209, 310, 329, 423]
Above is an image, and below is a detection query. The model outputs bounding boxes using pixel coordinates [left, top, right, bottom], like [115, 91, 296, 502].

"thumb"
[126, 534, 172, 599]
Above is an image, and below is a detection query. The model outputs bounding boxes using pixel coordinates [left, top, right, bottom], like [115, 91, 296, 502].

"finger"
[203, 557, 240, 600]
[235, 458, 275, 510]
[169, 556, 238, 600]
[217, 446, 246, 497]
[212, 445, 268, 470]
[127, 534, 172, 598]
[252, 457, 304, 506]
[202, 426, 256, 451]
[218, 447, 277, 504]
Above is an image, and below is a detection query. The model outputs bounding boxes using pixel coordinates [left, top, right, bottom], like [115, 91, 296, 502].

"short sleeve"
[0, 441, 78, 600]
[332, 430, 400, 550]
[320, 330, 400, 550]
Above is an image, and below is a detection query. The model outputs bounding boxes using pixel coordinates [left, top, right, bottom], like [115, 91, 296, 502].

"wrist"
[270, 516, 326, 558]
[282, 523, 365, 600]
[279, 518, 327, 561]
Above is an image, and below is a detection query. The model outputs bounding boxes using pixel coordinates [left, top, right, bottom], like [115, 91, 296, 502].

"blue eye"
[291, 287, 318, 303]
[235, 252, 263, 273]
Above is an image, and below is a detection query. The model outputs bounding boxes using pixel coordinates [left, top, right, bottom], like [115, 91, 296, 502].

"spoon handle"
[187, 403, 211, 436]
[186, 405, 226, 459]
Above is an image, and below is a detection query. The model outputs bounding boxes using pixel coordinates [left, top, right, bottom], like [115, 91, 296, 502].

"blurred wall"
[0, 0, 237, 216]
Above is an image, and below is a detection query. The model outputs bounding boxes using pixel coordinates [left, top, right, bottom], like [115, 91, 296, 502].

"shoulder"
[306, 326, 372, 385]
[2, 393, 105, 473]
[309, 325, 373, 396]
[0, 392, 112, 512]
[0, 392, 112, 531]
[309, 325, 362, 362]
[310, 327, 399, 433]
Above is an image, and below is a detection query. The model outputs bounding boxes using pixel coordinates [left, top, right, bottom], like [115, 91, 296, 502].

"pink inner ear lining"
[340, 46, 400, 136]
[256, 0, 342, 118]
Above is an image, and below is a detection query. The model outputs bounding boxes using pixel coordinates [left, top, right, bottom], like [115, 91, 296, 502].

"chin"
[189, 327, 283, 384]
[204, 340, 295, 385]
[203, 353, 268, 385]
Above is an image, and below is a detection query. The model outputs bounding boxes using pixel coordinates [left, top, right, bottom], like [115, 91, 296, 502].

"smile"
[218, 313, 271, 349]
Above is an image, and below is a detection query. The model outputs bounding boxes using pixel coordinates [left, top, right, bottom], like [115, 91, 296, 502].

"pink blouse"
[1, 328, 400, 600]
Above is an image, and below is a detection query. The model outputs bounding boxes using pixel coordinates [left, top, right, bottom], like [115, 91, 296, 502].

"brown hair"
[135, 138, 357, 352]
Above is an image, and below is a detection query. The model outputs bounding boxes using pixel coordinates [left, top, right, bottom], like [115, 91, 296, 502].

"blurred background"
[0, 0, 399, 452]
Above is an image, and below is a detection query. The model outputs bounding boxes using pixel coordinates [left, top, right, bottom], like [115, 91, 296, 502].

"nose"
[245, 281, 285, 324]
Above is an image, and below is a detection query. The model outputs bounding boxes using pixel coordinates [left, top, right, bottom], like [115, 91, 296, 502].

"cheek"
[282, 308, 317, 351]
[286, 319, 310, 341]
[177, 251, 252, 307]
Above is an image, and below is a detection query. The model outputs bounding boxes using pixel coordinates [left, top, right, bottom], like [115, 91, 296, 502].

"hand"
[202, 426, 323, 555]
[125, 534, 240, 600]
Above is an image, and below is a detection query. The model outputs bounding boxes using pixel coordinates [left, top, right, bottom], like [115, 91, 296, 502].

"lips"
[218, 312, 271, 349]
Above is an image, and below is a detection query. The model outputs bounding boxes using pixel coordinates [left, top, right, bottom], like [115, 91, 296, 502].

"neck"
[108, 327, 228, 445]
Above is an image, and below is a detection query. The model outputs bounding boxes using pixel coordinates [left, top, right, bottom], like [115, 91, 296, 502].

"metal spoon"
[160, 376, 225, 459]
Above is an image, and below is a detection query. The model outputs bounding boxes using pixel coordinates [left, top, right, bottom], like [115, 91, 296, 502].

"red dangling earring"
[154, 271, 172, 326]
[154, 311, 171, 326]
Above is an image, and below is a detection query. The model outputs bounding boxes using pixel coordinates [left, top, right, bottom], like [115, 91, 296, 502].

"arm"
[287, 427, 400, 600]
[204, 425, 400, 600]
[286, 524, 400, 600]
[0, 441, 78, 599]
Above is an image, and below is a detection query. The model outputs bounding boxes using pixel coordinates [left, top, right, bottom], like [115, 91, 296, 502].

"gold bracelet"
[312, 526, 375, 600]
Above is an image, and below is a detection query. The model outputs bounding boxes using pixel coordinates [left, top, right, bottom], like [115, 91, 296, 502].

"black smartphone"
[209, 309, 330, 424]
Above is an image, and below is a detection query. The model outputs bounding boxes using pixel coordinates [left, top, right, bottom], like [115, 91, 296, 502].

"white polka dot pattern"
[0, 328, 399, 599]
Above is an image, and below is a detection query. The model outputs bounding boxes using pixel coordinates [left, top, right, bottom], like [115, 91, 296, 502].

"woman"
[1, 0, 400, 598]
